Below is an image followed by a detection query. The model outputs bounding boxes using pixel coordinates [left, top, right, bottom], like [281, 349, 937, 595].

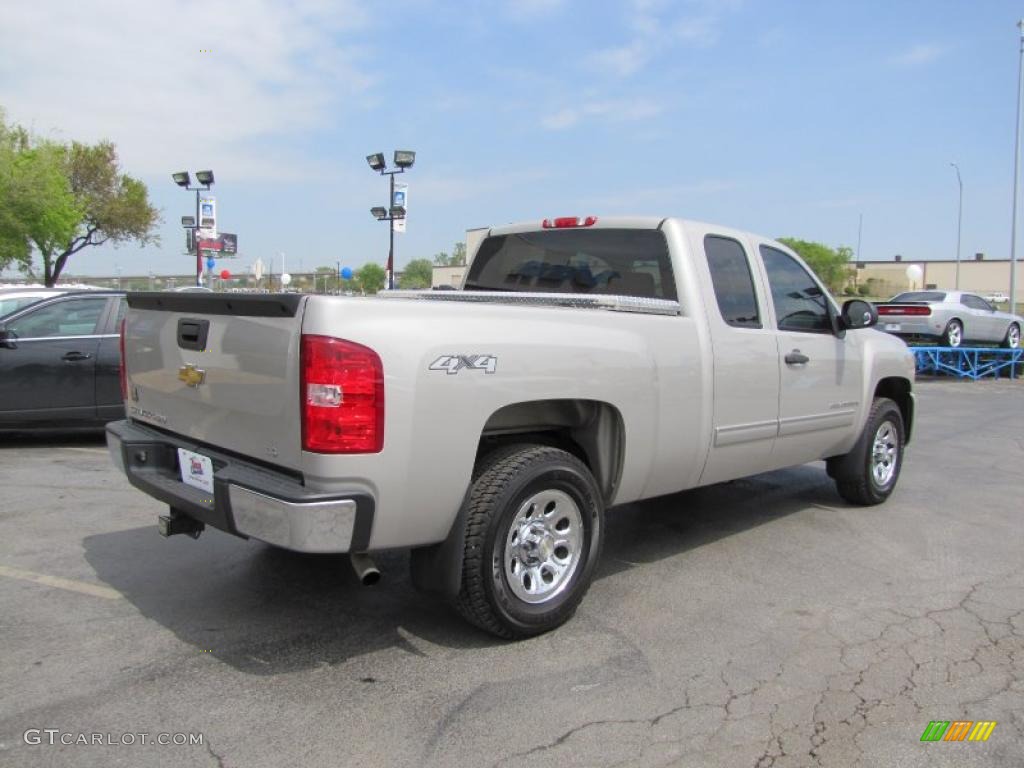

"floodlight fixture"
[390, 205, 406, 219]
[366, 153, 386, 171]
[195, 170, 215, 186]
[370, 206, 388, 219]
[172, 171, 191, 187]
[393, 150, 416, 169]
[181, 215, 196, 227]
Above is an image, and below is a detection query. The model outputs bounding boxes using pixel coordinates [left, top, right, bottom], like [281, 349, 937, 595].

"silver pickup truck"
[107, 216, 916, 638]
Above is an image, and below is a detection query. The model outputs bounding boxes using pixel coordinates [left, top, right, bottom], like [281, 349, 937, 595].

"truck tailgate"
[123, 293, 306, 471]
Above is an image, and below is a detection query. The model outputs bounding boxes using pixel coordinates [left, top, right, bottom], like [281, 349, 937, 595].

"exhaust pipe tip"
[350, 553, 380, 586]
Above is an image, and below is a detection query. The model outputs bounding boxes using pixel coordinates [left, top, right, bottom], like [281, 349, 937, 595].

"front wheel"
[453, 444, 604, 639]
[1002, 323, 1021, 349]
[827, 397, 905, 506]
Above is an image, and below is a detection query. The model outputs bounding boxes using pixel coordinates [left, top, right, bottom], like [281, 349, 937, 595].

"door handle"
[784, 350, 809, 365]
[62, 351, 92, 362]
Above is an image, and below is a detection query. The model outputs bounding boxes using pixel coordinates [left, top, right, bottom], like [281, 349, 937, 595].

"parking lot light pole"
[950, 163, 963, 289]
[1010, 21, 1024, 313]
[172, 170, 215, 286]
[366, 151, 415, 290]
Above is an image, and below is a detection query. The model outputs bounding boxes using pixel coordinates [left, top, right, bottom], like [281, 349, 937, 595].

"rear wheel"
[1002, 323, 1021, 349]
[942, 319, 963, 348]
[827, 397, 905, 506]
[453, 444, 604, 639]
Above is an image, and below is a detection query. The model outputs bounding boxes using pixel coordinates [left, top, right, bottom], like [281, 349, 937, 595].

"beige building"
[432, 265, 467, 288]
[853, 256, 1016, 299]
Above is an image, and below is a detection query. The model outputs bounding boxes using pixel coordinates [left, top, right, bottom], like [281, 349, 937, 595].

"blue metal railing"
[911, 347, 1023, 380]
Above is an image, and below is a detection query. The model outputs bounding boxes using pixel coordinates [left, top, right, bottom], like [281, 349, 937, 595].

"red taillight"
[301, 335, 384, 454]
[877, 305, 931, 316]
[542, 216, 597, 229]
[118, 318, 127, 400]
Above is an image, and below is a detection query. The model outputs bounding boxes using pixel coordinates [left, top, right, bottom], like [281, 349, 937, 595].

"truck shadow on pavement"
[83, 463, 838, 675]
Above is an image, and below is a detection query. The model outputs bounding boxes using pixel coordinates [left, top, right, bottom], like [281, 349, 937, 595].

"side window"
[962, 295, 992, 311]
[6, 298, 108, 339]
[760, 246, 832, 333]
[704, 235, 761, 328]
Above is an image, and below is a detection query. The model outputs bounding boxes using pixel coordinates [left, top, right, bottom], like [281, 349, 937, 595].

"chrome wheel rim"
[1009, 325, 1020, 348]
[504, 489, 584, 605]
[948, 323, 962, 347]
[871, 421, 898, 488]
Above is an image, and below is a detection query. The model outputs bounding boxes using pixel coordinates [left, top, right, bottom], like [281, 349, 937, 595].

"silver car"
[877, 290, 1022, 348]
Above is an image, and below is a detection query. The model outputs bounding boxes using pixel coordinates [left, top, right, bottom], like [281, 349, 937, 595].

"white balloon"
[905, 265, 923, 281]
[281, 272, 292, 286]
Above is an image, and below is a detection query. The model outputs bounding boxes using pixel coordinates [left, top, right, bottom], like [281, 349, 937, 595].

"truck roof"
[486, 216, 763, 242]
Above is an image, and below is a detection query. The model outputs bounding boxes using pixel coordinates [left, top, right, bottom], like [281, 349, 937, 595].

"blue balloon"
[341, 267, 353, 280]
[206, 257, 216, 269]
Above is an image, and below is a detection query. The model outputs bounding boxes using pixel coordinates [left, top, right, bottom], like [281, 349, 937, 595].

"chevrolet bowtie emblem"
[178, 364, 206, 388]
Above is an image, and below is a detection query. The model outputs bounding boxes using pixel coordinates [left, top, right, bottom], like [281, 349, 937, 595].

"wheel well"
[477, 399, 625, 504]
[874, 377, 913, 443]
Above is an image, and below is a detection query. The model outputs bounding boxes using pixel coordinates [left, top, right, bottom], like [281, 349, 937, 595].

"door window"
[760, 246, 832, 333]
[705, 235, 761, 328]
[6, 298, 108, 338]
[961, 294, 993, 311]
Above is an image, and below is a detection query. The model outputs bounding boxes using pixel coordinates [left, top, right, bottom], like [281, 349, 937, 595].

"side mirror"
[841, 299, 878, 330]
[0, 329, 16, 349]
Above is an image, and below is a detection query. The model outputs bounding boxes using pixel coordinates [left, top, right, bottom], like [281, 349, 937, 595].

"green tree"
[354, 262, 386, 295]
[1, 115, 80, 273]
[399, 258, 433, 289]
[432, 242, 466, 267]
[451, 241, 466, 266]
[777, 238, 851, 293]
[0, 112, 160, 286]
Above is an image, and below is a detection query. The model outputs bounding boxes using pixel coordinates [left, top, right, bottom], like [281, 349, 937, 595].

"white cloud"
[540, 98, 663, 130]
[891, 43, 948, 66]
[580, 179, 737, 210]
[505, 0, 567, 20]
[585, 0, 740, 77]
[0, 0, 374, 180]
[413, 168, 554, 204]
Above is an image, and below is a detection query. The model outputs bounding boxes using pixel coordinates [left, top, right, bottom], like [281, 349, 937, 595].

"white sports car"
[876, 290, 1022, 348]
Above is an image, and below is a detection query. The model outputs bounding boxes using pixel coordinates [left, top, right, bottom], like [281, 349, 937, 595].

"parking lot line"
[0, 564, 122, 600]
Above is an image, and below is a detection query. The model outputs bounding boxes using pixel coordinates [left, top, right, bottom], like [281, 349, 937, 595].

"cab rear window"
[464, 229, 677, 300]
[890, 291, 945, 302]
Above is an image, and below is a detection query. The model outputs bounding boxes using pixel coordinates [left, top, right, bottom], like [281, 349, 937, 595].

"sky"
[2, 0, 1024, 277]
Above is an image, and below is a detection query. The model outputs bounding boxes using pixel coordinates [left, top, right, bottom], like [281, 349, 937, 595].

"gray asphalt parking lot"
[0, 379, 1021, 768]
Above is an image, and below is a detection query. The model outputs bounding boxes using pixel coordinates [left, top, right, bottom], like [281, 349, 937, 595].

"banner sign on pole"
[393, 182, 408, 233]
[199, 197, 217, 238]
[198, 238, 224, 251]
[220, 233, 237, 254]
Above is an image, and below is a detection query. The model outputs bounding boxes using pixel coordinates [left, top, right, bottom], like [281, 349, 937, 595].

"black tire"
[453, 444, 604, 639]
[1002, 322, 1021, 349]
[827, 397, 905, 506]
[941, 319, 963, 348]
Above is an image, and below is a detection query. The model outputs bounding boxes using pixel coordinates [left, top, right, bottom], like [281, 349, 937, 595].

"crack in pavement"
[478, 568, 1023, 768]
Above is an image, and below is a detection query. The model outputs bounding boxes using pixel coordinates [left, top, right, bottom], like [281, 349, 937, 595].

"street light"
[172, 169, 215, 286]
[950, 162, 963, 289]
[366, 149, 415, 289]
[1011, 19, 1024, 314]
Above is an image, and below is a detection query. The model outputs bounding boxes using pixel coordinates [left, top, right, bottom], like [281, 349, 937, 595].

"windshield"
[890, 291, 946, 303]
[464, 229, 676, 300]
